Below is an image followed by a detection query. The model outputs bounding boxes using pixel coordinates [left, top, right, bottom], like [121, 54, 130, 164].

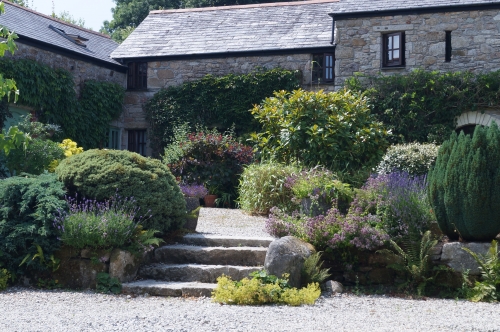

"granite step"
[139, 263, 261, 283]
[122, 280, 216, 298]
[155, 244, 267, 266]
[180, 234, 274, 248]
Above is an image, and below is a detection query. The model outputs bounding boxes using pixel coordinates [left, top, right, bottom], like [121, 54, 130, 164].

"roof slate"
[111, 0, 337, 59]
[332, 0, 500, 15]
[111, 0, 500, 60]
[0, 2, 124, 68]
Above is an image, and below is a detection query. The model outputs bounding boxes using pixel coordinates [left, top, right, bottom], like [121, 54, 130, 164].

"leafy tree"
[102, 0, 300, 43]
[0, 2, 18, 102]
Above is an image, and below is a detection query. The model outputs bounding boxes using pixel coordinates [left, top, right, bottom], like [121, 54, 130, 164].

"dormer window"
[49, 25, 88, 47]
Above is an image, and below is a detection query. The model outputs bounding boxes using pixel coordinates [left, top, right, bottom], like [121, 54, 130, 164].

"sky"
[26, 0, 115, 31]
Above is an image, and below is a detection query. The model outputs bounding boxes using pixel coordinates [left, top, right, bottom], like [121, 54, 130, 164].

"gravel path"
[1, 288, 500, 331]
[2, 208, 500, 331]
[196, 208, 269, 238]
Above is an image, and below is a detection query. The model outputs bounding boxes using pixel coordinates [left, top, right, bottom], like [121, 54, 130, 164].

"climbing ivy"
[0, 58, 124, 148]
[145, 68, 301, 156]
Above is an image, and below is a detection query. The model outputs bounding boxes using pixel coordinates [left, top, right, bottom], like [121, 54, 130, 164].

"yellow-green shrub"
[0, 269, 10, 291]
[212, 275, 320, 306]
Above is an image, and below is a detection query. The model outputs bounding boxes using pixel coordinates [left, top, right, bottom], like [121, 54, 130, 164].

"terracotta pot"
[204, 194, 218, 208]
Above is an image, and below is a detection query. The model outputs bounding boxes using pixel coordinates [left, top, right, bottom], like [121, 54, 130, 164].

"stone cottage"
[0, 2, 129, 152]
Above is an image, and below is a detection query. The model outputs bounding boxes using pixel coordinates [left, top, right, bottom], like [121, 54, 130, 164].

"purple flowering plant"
[53, 192, 158, 251]
[179, 183, 209, 198]
[360, 171, 435, 239]
[266, 198, 389, 251]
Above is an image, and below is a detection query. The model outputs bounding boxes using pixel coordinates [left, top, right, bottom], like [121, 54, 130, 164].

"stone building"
[0, 2, 128, 150]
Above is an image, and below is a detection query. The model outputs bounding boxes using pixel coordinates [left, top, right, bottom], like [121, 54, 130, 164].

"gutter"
[329, 2, 500, 20]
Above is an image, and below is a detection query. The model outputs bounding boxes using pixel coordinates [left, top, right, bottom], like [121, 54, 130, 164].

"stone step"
[122, 280, 216, 298]
[139, 263, 262, 283]
[180, 234, 274, 248]
[155, 245, 267, 266]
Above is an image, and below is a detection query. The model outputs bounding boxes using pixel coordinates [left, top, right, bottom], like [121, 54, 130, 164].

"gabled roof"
[111, 0, 337, 60]
[331, 0, 500, 18]
[0, 2, 125, 70]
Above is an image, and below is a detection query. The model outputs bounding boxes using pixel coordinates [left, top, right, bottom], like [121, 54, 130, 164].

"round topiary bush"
[55, 149, 186, 234]
[376, 142, 439, 176]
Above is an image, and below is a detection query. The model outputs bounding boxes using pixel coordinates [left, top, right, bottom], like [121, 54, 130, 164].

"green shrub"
[5, 138, 65, 175]
[0, 173, 67, 276]
[301, 252, 331, 288]
[96, 272, 122, 294]
[164, 126, 253, 202]
[238, 162, 301, 215]
[344, 69, 500, 144]
[212, 270, 320, 306]
[55, 149, 186, 234]
[376, 142, 439, 176]
[145, 68, 300, 155]
[428, 123, 500, 241]
[250, 88, 389, 171]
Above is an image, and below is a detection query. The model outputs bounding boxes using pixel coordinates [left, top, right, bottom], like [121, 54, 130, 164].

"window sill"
[381, 66, 406, 71]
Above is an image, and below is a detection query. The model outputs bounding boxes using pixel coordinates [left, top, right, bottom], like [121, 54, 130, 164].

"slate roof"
[332, 0, 500, 16]
[112, 0, 500, 60]
[111, 0, 337, 60]
[0, 2, 124, 69]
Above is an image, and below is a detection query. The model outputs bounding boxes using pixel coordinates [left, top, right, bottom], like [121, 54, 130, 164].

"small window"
[105, 127, 120, 150]
[382, 32, 405, 67]
[128, 129, 147, 156]
[445, 31, 452, 62]
[312, 53, 335, 83]
[127, 62, 148, 90]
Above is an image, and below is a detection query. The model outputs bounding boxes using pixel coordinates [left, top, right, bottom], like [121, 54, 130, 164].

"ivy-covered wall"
[0, 58, 125, 149]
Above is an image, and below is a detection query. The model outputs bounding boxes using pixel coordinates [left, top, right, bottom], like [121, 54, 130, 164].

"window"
[105, 127, 121, 150]
[127, 62, 148, 89]
[382, 32, 405, 67]
[445, 31, 452, 62]
[312, 53, 335, 83]
[128, 129, 147, 156]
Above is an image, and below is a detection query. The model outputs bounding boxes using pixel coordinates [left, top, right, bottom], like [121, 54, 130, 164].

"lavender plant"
[179, 183, 208, 198]
[53, 193, 156, 251]
[362, 172, 435, 239]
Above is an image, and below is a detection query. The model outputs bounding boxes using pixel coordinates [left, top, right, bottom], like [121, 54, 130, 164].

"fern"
[462, 240, 500, 302]
[377, 230, 442, 295]
[301, 252, 331, 287]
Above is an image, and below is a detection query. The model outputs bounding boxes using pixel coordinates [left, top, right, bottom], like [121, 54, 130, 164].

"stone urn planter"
[185, 197, 201, 212]
[183, 206, 201, 231]
[204, 194, 218, 208]
[301, 197, 331, 216]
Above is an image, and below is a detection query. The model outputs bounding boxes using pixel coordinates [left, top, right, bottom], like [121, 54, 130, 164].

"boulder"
[264, 236, 315, 288]
[323, 280, 343, 295]
[53, 258, 108, 289]
[440, 242, 492, 275]
[109, 249, 143, 283]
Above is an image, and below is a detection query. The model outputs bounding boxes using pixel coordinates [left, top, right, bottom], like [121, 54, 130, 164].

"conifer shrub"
[428, 123, 500, 241]
[0, 173, 67, 276]
[55, 149, 185, 234]
[376, 142, 439, 176]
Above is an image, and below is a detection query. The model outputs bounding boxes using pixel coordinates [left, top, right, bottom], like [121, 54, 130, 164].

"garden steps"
[139, 263, 262, 283]
[122, 234, 273, 298]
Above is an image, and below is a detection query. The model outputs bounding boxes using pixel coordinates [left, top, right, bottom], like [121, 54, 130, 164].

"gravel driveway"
[1, 208, 499, 331]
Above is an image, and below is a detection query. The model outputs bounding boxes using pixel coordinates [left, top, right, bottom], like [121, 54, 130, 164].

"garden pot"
[183, 207, 200, 232]
[204, 194, 218, 208]
[185, 197, 201, 212]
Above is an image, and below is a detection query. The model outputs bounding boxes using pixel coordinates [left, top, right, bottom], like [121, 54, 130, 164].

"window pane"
[388, 51, 393, 61]
[388, 36, 392, 49]
[393, 35, 400, 48]
[393, 50, 400, 60]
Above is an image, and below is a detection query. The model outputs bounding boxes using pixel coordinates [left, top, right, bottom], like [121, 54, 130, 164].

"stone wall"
[125, 53, 333, 155]
[334, 8, 500, 86]
[7, 42, 127, 94]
